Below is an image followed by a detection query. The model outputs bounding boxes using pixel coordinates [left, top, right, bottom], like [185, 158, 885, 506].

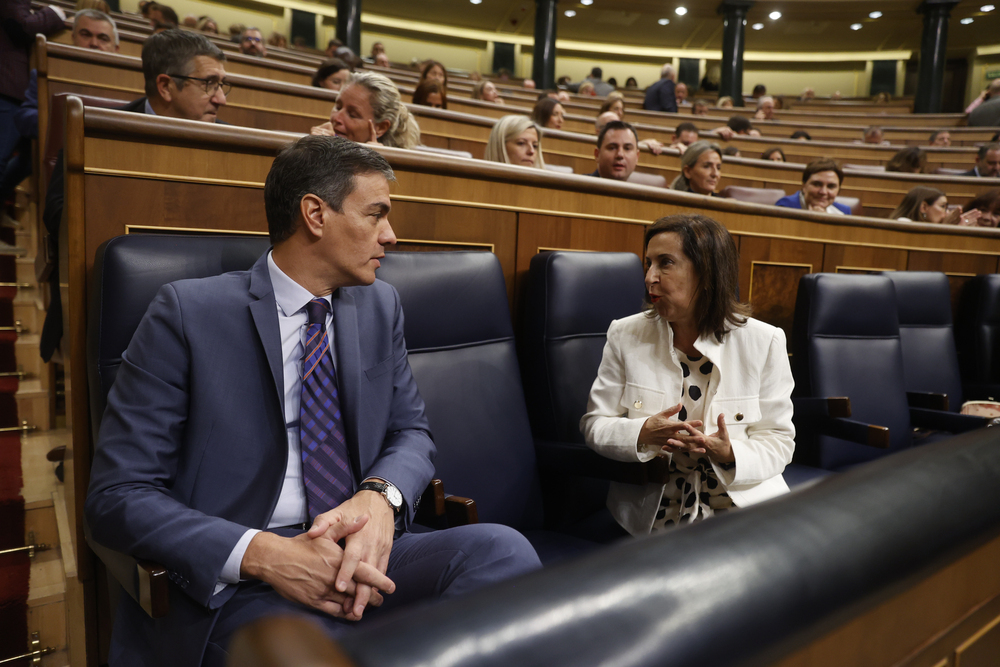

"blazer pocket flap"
[710, 397, 761, 425]
[623, 383, 667, 417]
[364, 355, 394, 381]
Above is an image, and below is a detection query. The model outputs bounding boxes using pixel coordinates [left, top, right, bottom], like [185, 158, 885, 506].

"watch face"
[386, 485, 403, 508]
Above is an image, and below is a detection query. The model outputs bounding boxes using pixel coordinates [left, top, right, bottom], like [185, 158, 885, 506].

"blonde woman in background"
[311, 72, 421, 149]
[484, 115, 545, 169]
[472, 80, 505, 105]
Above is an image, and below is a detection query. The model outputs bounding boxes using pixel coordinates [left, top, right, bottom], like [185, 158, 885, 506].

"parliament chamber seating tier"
[790, 274, 985, 471]
[720, 185, 786, 205]
[374, 251, 601, 563]
[256, 426, 1000, 667]
[955, 274, 1000, 401]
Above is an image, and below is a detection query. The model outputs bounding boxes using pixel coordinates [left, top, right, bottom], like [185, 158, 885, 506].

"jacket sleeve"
[580, 320, 658, 463]
[723, 327, 796, 487]
[1, 1, 66, 40]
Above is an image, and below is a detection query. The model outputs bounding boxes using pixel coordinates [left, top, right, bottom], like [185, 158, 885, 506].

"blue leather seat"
[376, 251, 599, 563]
[955, 274, 1000, 402]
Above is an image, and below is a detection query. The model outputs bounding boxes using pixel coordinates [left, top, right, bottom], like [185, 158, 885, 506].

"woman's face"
[425, 92, 443, 108]
[322, 69, 351, 91]
[505, 127, 539, 166]
[482, 81, 498, 102]
[546, 104, 565, 129]
[683, 150, 722, 195]
[802, 170, 841, 210]
[645, 232, 700, 327]
[609, 100, 624, 119]
[975, 205, 1000, 227]
[766, 151, 784, 162]
[425, 65, 446, 84]
[331, 84, 379, 142]
[920, 196, 949, 223]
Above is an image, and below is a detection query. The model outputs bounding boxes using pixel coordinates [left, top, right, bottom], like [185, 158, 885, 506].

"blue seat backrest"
[882, 271, 963, 411]
[87, 234, 271, 442]
[955, 274, 1000, 387]
[521, 251, 646, 443]
[376, 251, 543, 531]
[791, 273, 912, 470]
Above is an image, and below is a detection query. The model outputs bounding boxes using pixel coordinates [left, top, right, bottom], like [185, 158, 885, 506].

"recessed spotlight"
[769, 11, 781, 19]
[752, 22, 764, 29]
[960, 17, 974, 23]
[657, 18, 670, 25]
[675, 7, 687, 16]
[564, 9, 576, 16]
[869, 11, 882, 18]
[470, 0, 481, 4]
[981, 5, 995, 11]
[580, 0, 593, 5]
[850, 23, 862, 30]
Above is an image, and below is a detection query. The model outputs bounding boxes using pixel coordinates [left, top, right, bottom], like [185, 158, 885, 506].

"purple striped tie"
[300, 298, 353, 520]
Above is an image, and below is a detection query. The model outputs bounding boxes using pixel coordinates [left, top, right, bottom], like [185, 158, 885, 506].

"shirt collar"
[144, 98, 157, 116]
[267, 250, 330, 318]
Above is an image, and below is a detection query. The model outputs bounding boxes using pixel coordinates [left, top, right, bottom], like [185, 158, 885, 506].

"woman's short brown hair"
[801, 158, 843, 186]
[643, 213, 750, 342]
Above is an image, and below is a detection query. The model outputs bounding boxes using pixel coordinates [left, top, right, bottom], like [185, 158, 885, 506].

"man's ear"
[299, 194, 327, 239]
[155, 74, 174, 102]
[594, 146, 600, 160]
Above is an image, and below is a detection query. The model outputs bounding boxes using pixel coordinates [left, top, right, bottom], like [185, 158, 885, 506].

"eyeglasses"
[242, 36, 263, 43]
[169, 75, 232, 97]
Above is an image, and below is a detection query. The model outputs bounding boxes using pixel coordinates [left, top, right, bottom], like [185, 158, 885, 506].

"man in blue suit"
[85, 136, 541, 666]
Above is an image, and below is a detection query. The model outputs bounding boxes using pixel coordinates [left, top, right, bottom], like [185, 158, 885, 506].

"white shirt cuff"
[50, 6, 66, 21]
[212, 528, 261, 596]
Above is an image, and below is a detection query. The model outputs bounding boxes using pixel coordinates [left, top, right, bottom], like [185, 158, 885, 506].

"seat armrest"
[138, 560, 169, 618]
[909, 408, 991, 433]
[907, 392, 949, 411]
[444, 497, 478, 526]
[414, 479, 446, 525]
[792, 396, 851, 418]
[821, 417, 891, 448]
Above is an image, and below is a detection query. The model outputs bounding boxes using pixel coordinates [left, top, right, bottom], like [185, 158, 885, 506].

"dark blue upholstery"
[791, 273, 913, 470]
[882, 271, 964, 411]
[955, 274, 1000, 401]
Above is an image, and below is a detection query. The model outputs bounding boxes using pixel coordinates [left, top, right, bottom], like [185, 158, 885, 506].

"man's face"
[320, 173, 396, 287]
[72, 17, 118, 52]
[677, 130, 698, 146]
[931, 131, 951, 147]
[675, 83, 688, 102]
[594, 128, 638, 181]
[979, 149, 1000, 177]
[240, 29, 266, 57]
[160, 56, 227, 122]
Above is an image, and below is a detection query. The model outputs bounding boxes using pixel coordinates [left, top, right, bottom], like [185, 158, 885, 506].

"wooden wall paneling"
[821, 245, 909, 274]
[739, 236, 825, 338]
[907, 252, 1000, 319]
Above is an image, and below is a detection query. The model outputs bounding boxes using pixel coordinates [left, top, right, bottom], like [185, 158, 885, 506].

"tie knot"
[306, 298, 330, 326]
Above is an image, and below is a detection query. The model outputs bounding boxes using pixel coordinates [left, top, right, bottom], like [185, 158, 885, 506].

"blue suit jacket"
[643, 78, 677, 113]
[774, 192, 851, 215]
[85, 252, 435, 666]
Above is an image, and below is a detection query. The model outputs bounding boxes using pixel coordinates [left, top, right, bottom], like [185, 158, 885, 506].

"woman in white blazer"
[581, 214, 795, 536]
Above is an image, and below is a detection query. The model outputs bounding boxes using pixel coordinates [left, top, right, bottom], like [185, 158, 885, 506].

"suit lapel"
[248, 255, 284, 404]
[331, 288, 363, 482]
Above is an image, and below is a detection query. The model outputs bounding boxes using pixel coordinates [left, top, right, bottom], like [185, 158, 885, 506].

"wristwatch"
[359, 479, 403, 515]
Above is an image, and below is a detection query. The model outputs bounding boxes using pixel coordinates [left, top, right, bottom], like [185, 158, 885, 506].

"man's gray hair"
[240, 26, 262, 39]
[141, 30, 225, 98]
[73, 9, 119, 45]
[661, 63, 675, 79]
[264, 136, 396, 245]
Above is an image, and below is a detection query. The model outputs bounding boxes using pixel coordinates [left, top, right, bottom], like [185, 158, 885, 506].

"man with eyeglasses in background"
[239, 27, 267, 58]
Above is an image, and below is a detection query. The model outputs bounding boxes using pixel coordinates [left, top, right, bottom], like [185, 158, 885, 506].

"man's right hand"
[239, 514, 396, 620]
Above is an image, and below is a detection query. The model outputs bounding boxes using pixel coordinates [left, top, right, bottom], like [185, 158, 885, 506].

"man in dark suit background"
[85, 136, 541, 666]
[643, 63, 678, 113]
[962, 143, 1000, 178]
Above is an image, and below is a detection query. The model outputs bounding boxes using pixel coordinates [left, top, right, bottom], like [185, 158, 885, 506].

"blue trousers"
[202, 523, 541, 666]
[0, 98, 22, 168]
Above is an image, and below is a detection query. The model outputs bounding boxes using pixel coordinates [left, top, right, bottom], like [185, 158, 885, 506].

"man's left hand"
[308, 489, 396, 619]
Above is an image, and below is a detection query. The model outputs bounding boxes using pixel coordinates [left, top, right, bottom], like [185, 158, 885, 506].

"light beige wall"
[120, 0, 284, 37]
[351, 31, 487, 73]
[741, 61, 870, 98]
[969, 53, 1000, 106]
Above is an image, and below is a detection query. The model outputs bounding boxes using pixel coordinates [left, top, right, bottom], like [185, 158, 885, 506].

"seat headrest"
[799, 273, 899, 337]
[720, 185, 786, 205]
[376, 251, 512, 350]
[882, 271, 953, 326]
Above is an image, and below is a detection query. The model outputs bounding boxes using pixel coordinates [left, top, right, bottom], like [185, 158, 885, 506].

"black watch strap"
[359, 480, 402, 514]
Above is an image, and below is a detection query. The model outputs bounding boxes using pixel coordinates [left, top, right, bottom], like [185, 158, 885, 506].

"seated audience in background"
[580, 67, 614, 97]
[675, 83, 690, 106]
[468, 72, 482, 82]
[963, 190, 1000, 227]
[412, 80, 446, 109]
[644, 64, 678, 113]
[670, 122, 700, 151]
[581, 213, 794, 537]
[182, 13, 197, 28]
[800, 87, 815, 101]
[371, 42, 385, 58]
[557, 90, 571, 103]
[325, 39, 343, 58]
[966, 80, 1000, 126]
[607, 77, 618, 88]
[239, 27, 267, 57]
[860, 126, 889, 145]
[761, 147, 786, 162]
[874, 91, 891, 103]
[228, 23, 245, 42]
[671, 141, 723, 196]
[886, 146, 927, 174]
[146, 3, 178, 27]
[722, 146, 741, 158]
[484, 115, 544, 169]
[692, 100, 709, 115]
[700, 70, 720, 92]
[498, 68, 512, 82]
[754, 96, 775, 120]
[420, 60, 448, 88]
[311, 72, 420, 149]
[268, 32, 287, 48]
[539, 90, 560, 101]
[590, 120, 638, 181]
[375, 53, 390, 68]
[775, 159, 850, 214]
[523, 79, 536, 90]
[596, 112, 664, 155]
[77, 0, 111, 11]
[598, 94, 625, 119]
[311, 58, 351, 90]
[196, 17, 219, 34]
[578, 81, 596, 96]
[531, 97, 565, 131]
[151, 21, 174, 34]
[773, 96, 784, 110]
[714, 115, 760, 140]
[625, 77, 639, 89]
[333, 46, 361, 69]
[963, 143, 1000, 178]
[556, 75, 571, 86]
[890, 186, 982, 225]
[928, 130, 951, 147]
[790, 130, 812, 141]
[70, 9, 119, 52]
[752, 84, 767, 97]
[717, 96, 734, 109]
[472, 80, 504, 104]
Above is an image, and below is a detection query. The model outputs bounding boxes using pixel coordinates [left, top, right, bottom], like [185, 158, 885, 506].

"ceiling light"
[658, 18, 670, 25]
[850, 23, 862, 30]
[960, 17, 974, 23]
[564, 9, 576, 16]
[769, 11, 781, 19]
[675, 7, 687, 16]
[580, 0, 593, 5]
[752, 22, 764, 29]
[981, 5, 995, 11]
[868, 11, 882, 18]
[469, 0, 481, 4]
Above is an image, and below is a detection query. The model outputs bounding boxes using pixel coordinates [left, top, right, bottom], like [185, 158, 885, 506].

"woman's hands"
[639, 403, 735, 463]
